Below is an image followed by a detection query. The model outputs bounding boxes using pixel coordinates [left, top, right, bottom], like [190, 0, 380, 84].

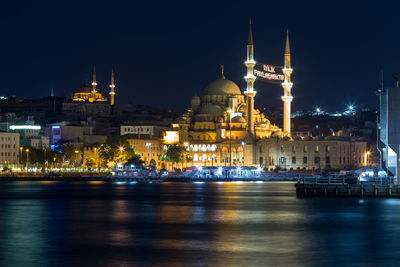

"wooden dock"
[295, 182, 400, 198]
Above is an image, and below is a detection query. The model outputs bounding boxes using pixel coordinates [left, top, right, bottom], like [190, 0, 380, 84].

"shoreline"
[0, 176, 300, 182]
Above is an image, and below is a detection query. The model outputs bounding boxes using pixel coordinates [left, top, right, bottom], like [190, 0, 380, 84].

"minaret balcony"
[245, 59, 256, 65]
[281, 95, 293, 102]
[244, 89, 257, 95]
[282, 68, 293, 75]
[244, 74, 256, 80]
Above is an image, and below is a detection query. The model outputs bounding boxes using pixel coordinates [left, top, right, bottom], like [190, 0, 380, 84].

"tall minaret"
[281, 30, 293, 135]
[244, 19, 257, 166]
[109, 69, 116, 106]
[244, 19, 256, 137]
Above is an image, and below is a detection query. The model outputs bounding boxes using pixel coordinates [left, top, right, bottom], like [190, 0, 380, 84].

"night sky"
[0, 1, 397, 112]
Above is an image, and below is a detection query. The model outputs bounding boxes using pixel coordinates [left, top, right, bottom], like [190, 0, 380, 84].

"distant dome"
[75, 85, 92, 93]
[191, 95, 200, 105]
[198, 104, 224, 115]
[203, 78, 241, 95]
[231, 116, 246, 123]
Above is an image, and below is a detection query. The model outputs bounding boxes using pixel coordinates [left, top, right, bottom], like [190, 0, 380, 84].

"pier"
[295, 180, 400, 198]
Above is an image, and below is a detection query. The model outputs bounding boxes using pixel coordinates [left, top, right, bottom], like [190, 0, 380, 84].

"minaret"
[91, 67, 98, 102]
[281, 30, 293, 136]
[244, 19, 257, 166]
[244, 19, 256, 137]
[109, 69, 115, 106]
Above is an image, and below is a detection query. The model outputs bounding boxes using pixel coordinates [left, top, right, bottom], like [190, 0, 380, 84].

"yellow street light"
[19, 146, 23, 165]
[25, 149, 30, 169]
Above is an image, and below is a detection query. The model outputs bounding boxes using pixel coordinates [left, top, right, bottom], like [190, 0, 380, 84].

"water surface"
[0, 181, 398, 266]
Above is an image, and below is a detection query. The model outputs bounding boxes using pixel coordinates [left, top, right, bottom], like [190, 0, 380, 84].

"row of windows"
[0, 160, 17, 164]
[0, 136, 16, 141]
[0, 152, 16, 156]
[263, 156, 331, 165]
[0, 144, 16, 149]
[276, 145, 331, 153]
[124, 127, 150, 133]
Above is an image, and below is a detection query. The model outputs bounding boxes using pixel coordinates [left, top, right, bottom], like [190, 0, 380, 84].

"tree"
[85, 158, 95, 168]
[57, 145, 82, 166]
[98, 136, 143, 167]
[20, 146, 59, 167]
[125, 153, 144, 167]
[165, 145, 189, 168]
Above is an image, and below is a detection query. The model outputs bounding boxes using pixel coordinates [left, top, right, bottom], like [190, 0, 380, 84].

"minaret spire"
[281, 29, 293, 136]
[109, 69, 115, 106]
[244, 19, 257, 166]
[50, 88, 54, 97]
[284, 29, 291, 68]
[247, 19, 253, 45]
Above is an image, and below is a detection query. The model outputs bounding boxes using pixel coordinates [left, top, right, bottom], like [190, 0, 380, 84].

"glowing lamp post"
[227, 110, 233, 169]
[74, 150, 80, 167]
[145, 143, 151, 166]
[19, 146, 23, 166]
[25, 149, 30, 169]
[241, 141, 246, 166]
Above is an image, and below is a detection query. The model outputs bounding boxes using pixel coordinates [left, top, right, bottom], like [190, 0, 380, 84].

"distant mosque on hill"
[62, 68, 116, 117]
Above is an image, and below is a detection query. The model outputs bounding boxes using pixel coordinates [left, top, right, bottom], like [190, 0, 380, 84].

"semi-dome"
[231, 116, 246, 123]
[203, 78, 242, 95]
[198, 104, 224, 115]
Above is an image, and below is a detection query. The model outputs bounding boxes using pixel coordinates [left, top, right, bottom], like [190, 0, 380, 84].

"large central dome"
[203, 78, 242, 95]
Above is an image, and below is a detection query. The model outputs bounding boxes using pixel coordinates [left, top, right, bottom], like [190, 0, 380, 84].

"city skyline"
[0, 1, 397, 112]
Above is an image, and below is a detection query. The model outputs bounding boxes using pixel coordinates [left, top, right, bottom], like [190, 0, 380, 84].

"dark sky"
[0, 1, 397, 112]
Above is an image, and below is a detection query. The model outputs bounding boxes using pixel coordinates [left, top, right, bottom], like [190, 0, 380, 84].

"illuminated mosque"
[121, 21, 367, 171]
[72, 68, 116, 105]
[165, 21, 366, 170]
[174, 21, 287, 166]
[62, 68, 116, 117]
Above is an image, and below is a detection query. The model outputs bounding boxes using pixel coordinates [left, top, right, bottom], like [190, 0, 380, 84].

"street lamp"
[25, 149, 30, 169]
[241, 141, 246, 166]
[145, 142, 151, 166]
[227, 110, 233, 170]
[19, 146, 23, 166]
[74, 150, 80, 167]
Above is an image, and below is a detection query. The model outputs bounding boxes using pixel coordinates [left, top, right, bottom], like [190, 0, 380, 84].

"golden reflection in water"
[108, 200, 133, 246]
[88, 181, 105, 184]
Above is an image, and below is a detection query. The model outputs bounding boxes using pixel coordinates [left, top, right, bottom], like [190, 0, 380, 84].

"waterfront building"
[257, 136, 367, 170]
[47, 121, 107, 147]
[0, 132, 20, 166]
[126, 138, 166, 167]
[120, 125, 167, 139]
[377, 86, 400, 182]
[8, 123, 49, 149]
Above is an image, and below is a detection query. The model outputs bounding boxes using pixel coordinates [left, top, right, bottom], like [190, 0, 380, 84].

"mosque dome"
[231, 116, 246, 123]
[198, 104, 224, 115]
[203, 78, 242, 96]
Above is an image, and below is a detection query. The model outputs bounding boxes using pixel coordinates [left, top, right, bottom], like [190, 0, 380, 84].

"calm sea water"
[0, 181, 399, 266]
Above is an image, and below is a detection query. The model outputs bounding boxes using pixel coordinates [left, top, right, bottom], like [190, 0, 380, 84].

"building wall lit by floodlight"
[378, 86, 400, 183]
